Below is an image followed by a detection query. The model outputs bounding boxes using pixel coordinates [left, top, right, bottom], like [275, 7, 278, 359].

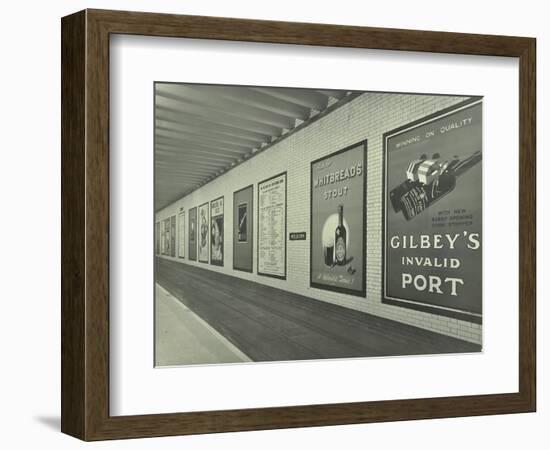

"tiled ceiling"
[155, 83, 353, 210]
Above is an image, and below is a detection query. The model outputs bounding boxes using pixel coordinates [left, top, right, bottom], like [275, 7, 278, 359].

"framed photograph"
[61, 9, 536, 441]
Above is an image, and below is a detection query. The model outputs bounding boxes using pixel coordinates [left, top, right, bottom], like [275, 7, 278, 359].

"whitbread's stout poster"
[198, 203, 209, 263]
[384, 99, 482, 322]
[310, 142, 366, 295]
[258, 172, 286, 279]
[210, 197, 224, 266]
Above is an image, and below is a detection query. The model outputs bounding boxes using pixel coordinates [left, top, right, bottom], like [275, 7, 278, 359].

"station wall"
[155, 91, 482, 345]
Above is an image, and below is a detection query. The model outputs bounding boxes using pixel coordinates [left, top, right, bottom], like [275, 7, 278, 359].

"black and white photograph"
[154, 83, 483, 367]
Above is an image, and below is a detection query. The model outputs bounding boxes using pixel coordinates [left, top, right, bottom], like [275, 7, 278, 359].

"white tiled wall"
[156, 92, 482, 345]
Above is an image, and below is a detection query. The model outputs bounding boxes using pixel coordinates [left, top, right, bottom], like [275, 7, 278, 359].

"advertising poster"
[163, 217, 171, 256]
[210, 197, 224, 266]
[233, 185, 253, 272]
[170, 215, 176, 257]
[310, 142, 366, 295]
[160, 218, 165, 255]
[188, 207, 197, 261]
[258, 173, 286, 279]
[178, 209, 185, 258]
[198, 203, 209, 263]
[155, 222, 160, 255]
[383, 99, 482, 322]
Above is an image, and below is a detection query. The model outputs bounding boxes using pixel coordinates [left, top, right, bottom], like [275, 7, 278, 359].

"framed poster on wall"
[198, 203, 209, 263]
[233, 185, 254, 272]
[383, 98, 482, 323]
[170, 215, 176, 257]
[163, 217, 171, 256]
[159, 220, 165, 255]
[257, 172, 287, 279]
[178, 208, 185, 259]
[188, 207, 197, 261]
[210, 197, 224, 266]
[310, 141, 367, 296]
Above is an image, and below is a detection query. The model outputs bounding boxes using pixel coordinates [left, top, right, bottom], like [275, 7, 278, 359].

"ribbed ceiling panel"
[155, 83, 351, 210]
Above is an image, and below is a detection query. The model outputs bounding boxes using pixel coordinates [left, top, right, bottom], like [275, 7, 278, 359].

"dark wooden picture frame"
[61, 9, 536, 441]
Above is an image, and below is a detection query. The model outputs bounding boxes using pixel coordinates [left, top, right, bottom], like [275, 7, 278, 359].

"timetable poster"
[258, 173, 286, 279]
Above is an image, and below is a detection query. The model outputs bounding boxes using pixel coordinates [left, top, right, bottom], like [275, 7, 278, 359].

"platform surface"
[156, 257, 480, 365]
[155, 284, 251, 366]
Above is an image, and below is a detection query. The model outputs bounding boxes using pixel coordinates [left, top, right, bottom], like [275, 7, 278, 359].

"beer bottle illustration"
[334, 205, 347, 265]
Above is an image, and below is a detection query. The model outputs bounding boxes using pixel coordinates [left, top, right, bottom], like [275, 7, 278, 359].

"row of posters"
[186, 198, 226, 265]
[308, 98, 482, 322]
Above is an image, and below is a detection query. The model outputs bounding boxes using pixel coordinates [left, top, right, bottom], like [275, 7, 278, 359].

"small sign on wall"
[289, 232, 306, 241]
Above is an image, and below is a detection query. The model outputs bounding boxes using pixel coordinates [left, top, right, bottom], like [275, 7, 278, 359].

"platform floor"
[156, 257, 480, 365]
[155, 284, 251, 366]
